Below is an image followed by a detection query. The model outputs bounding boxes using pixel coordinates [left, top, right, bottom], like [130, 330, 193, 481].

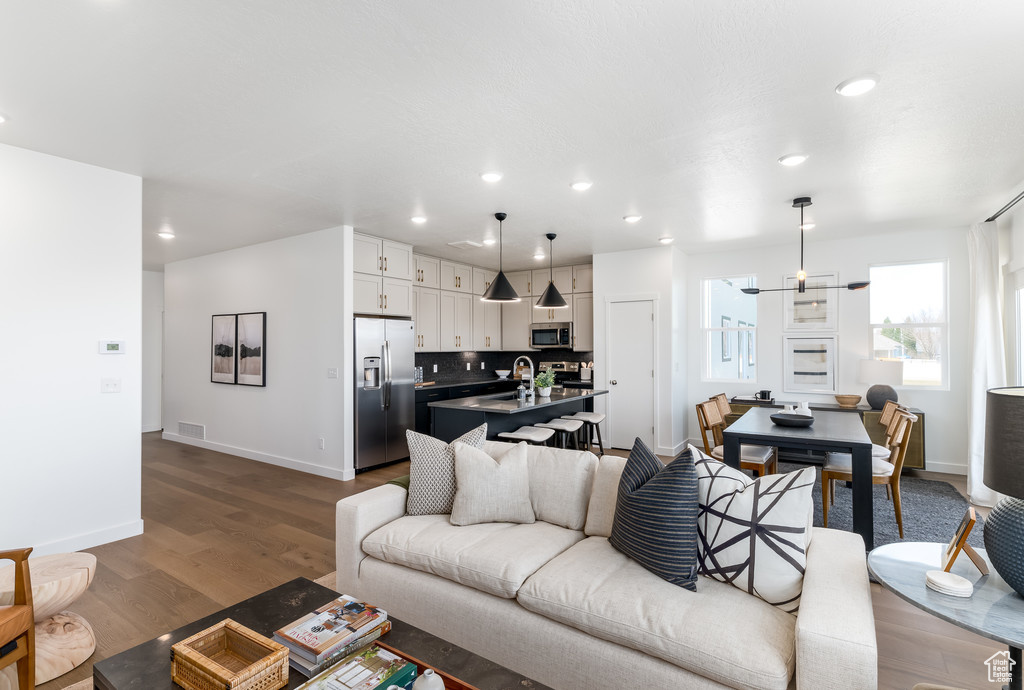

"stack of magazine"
[273, 594, 392, 678]
[297, 645, 416, 690]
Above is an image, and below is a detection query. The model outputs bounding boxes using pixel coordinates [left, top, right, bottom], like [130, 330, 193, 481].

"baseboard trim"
[656, 441, 686, 457]
[161, 432, 356, 481]
[32, 519, 145, 557]
[917, 461, 967, 476]
[141, 423, 162, 433]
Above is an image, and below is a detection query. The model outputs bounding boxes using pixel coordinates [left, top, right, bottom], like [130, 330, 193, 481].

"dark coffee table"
[92, 577, 546, 690]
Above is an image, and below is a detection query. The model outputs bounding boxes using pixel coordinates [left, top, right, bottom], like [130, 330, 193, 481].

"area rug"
[779, 462, 985, 548]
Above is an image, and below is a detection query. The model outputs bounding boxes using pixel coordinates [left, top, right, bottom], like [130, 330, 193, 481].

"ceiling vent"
[178, 422, 206, 440]
[447, 240, 483, 250]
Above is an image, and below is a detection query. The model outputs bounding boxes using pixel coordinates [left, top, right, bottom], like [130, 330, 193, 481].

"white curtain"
[967, 221, 1006, 506]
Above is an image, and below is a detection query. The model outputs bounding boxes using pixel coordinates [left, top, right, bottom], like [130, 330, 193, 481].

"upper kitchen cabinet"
[472, 267, 497, 295]
[353, 275, 412, 317]
[572, 292, 594, 351]
[531, 267, 573, 296]
[413, 254, 441, 289]
[440, 261, 473, 294]
[382, 240, 414, 281]
[501, 300, 536, 352]
[440, 291, 473, 351]
[504, 270, 531, 297]
[572, 265, 593, 293]
[412, 286, 440, 351]
[353, 234, 414, 281]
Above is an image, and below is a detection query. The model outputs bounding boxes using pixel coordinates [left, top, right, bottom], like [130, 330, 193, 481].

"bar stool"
[496, 426, 555, 446]
[561, 411, 605, 455]
[535, 418, 584, 449]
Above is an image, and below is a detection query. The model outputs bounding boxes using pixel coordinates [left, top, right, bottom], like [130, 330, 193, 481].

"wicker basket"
[171, 618, 288, 690]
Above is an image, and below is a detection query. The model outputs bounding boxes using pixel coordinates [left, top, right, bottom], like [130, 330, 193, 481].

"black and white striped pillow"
[693, 445, 815, 613]
[609, 438, 699, 591]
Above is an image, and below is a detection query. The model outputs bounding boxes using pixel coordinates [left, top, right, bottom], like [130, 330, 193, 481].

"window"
[868, 261, 947, 388]
[1017, 287, 1024, 385]
[703, 275, 757, 381]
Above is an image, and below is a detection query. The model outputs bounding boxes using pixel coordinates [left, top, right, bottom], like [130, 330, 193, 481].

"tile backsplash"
[415, 350, 595, 384]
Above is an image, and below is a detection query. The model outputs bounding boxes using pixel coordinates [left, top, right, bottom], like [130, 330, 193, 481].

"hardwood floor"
[44, 435, 1000, 689]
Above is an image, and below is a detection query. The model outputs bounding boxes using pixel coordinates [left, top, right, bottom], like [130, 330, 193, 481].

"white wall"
[162, 227, 354, 479]
[593, 246, 688, 456]
[142, 270, 164, 432]
[0, 143, 143, 555]
[686, 227, 971, 475]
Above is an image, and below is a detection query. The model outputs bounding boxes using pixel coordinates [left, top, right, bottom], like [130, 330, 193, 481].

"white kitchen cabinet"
[501, 300, 536, 351]
[414, 254, 441, 289]
[472, 267, 497, 295]
[504, 270, 531, 298]
[353, 234, 383, 276]
[572, 292, 594, 351]
[440, 261, 473, 293]
[353, 273, 383, 314]
[532, 303, 572, 324]
[440, 291, 473, 351]
[474, 298, 502, 350]
[382, 240, 414, 281]
[382, 277, 412, 316]
[531, 266, 573, 296]
[413, 287, 440, 351]
[572, 265, 593, 293]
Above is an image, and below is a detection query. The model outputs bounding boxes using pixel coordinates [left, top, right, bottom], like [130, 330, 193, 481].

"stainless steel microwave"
[530, 322, 573, 349]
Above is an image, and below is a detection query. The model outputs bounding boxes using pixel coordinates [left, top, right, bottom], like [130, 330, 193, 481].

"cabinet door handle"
[573, 277, 576, 290]
[378, 295, 382, 308]
[378, 256, 382, 271]
[572, 336, 576, 348]
[528, 281, 531, 293]
[384, 256, 388, 272]
[384, 294, 388, 309]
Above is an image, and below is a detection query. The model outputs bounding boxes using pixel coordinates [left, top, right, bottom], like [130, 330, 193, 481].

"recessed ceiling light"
[778, 153, 808, 167]
[534, 252, 545, 260]
[800, 223, 816, 230]
[482, 238, 496, 246]
[410, 216, 427, 224]
[658, 237, 674, 245]
[481, 172, 503, 183]
[571, 181, 593, 191]
[623, 215, 642, 223]
[836, 75, 879, 97]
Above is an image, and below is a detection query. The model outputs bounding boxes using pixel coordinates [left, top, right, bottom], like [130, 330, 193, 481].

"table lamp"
[983, 386, 1024, 597]
[858, 359, 904, 410]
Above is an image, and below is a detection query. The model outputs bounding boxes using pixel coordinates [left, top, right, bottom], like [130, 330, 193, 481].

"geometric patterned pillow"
[693, 446, 815, 613]
[608, 438, 699, 591]
[406, 424, 487, 515]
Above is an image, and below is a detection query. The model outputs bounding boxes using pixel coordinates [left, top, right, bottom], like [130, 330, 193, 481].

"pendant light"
[536, 233, 568, 309]
[741, 197, 870, 295]
[480, 212, 521, 302]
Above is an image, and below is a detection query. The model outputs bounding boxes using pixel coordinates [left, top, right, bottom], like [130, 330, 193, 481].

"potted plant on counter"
[534, 370, 556, 397]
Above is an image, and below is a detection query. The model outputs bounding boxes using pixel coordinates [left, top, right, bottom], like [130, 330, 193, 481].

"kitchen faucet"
[512, 355, 535, 399]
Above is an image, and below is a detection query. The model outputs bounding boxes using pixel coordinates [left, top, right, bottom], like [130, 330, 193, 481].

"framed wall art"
[783, 336, 836, 393]
[721, 316, 732, 362]
[211, 314, 237, 384]
[236, 312, 266, 387]
[784, 272, 838, 331]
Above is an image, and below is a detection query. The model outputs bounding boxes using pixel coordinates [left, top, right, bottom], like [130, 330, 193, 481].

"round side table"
[868, 542, 1023, 690]
[0, 552, 97, 686]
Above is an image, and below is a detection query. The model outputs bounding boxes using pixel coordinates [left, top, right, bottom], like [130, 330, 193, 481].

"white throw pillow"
[450, 442, 535, 526]
[693, 446, 815, 613]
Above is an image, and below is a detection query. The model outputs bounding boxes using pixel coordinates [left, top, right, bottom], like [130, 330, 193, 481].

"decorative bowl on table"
[770, 413, 814, 427]
[495, 369, 511, 380]
[834, 394, 862, 408]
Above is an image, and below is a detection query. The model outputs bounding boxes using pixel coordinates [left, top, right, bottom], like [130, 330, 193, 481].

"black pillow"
[609, 438, 700, 591]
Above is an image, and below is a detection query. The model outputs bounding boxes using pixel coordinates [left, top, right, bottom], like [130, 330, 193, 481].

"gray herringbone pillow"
[406, 424, 487, 515]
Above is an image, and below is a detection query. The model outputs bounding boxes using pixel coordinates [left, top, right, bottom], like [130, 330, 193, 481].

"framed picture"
[783, 336, 836, 393]
[784, 272, 837, 331]
[746, 330, 755, 367]
[942, 506, 988, 574]
[211, 314, 237, 384]
[721, 316, 732, 362]
[236, 312, 266, 387]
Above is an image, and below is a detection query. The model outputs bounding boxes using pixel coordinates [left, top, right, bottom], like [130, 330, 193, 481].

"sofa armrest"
[335, 484, 408, 594]
[795, 528, 877, 689]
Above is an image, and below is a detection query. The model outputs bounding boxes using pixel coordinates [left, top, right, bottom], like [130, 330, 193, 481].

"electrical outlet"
[466, 363, 471, 370]
[318, 436, 325, 450]
[433, 364, 438, 373]
[481, 362, 486, 369]
[327, 368, 338, 379]
[101, 378, 121, 393]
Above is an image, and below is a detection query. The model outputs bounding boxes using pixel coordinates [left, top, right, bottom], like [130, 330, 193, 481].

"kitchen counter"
[428, 388, 607, 414]
[415, 377, 514, 390]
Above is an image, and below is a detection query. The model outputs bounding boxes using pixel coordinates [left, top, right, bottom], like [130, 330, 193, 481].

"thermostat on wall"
[98, 340, 126, 354]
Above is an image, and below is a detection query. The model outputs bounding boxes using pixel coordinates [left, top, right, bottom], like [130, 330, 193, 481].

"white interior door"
[607, 300, 655, 450]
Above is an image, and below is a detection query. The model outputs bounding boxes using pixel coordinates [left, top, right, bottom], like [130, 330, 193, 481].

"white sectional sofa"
[335, 441, 878, 689]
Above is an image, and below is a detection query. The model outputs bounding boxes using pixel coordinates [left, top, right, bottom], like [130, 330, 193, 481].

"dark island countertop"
[415, 377, 512, 390]
[428, 387, 608, 414]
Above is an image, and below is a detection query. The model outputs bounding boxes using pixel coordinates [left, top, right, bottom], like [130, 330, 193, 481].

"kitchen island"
[428, 387, 608, 442]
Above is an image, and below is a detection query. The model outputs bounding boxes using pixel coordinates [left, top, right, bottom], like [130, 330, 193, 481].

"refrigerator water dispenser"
[363, 357, 381, 389]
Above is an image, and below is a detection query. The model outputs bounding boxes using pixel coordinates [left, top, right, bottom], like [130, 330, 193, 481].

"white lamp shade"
[858, 358, 903, 386]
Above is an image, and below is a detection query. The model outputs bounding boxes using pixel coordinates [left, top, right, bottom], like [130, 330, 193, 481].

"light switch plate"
[101, 378, 121, 393]
[327, 368, 338, 379]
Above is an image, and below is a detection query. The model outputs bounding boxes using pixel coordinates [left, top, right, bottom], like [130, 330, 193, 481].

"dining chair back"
[695, 400, 725, 454]
[696, 399, 777, 476]
[710, 393, 732, 418]
[0, 547, 34, 689]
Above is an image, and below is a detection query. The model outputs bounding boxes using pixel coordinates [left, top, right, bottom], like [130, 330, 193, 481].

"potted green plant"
[534, 370, 556, 397]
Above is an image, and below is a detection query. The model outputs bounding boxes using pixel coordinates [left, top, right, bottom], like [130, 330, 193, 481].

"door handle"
[610, 380, 618, 385]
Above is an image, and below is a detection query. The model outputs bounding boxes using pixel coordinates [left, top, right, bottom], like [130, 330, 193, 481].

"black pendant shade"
[535, 232, 568, 309]
[480, 212, 521, 303]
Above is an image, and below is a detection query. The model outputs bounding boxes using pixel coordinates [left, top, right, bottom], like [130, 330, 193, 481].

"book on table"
[297, 644, 415, 690]
[289, 620, 392, 677]
[273, 594, 388, 664]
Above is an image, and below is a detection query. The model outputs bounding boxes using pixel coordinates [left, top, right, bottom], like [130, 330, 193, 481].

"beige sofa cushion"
[451, 442, 535, 526]
[482, 440, 598, 530]
[362, 514, 584, 599]
[584, 454, 626, 537]
[518, 536, 796, 690]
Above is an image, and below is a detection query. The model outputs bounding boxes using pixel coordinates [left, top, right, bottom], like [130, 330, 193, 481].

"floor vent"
[178, 422, 206, 440]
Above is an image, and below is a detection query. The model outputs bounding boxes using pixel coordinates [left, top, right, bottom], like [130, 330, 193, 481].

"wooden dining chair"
[0, 547, 34, 689]
[822, 410, 917, 538]
[710, 392, 732, 418]
[696, 399, 778, 476]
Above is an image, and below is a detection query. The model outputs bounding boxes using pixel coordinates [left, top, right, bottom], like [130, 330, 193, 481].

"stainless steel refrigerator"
[354, 317, 415, 471]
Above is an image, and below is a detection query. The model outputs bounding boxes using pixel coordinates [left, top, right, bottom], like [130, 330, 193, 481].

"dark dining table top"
[724, 406, 872, 448]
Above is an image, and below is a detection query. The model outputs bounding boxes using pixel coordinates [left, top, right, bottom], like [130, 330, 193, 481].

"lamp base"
[866, 384, 898, 410]
[984, 496, 1024, 598]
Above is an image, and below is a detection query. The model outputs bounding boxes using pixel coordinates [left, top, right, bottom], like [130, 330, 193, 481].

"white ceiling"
[2, 1, 1023, 272]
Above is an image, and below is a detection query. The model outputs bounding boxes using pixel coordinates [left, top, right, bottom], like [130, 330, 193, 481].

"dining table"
[722, 406, 876, 549]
